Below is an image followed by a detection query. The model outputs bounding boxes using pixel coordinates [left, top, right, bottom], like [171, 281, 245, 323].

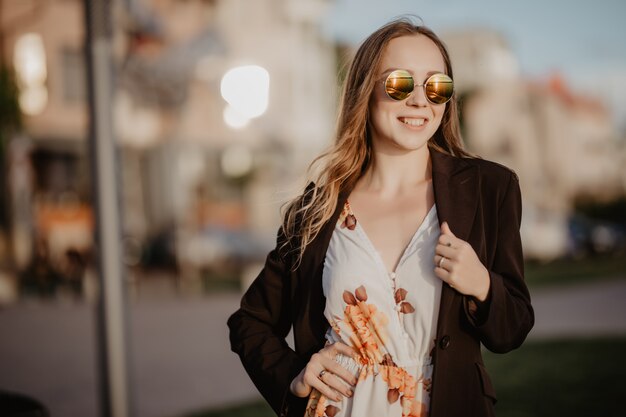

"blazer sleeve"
[227, 183, 316, 417]
[462, 170, 535, 353]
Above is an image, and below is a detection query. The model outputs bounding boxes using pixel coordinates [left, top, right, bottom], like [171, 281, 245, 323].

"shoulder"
[460, 156, 521, 208]
[464, 156, 518, 180]
[432, 147, 518, 186]
[463, 156, 519, 186]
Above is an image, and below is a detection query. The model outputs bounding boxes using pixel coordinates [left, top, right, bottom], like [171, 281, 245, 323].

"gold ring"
[318, 369, 326, 379]
[438, 256, 445, 268]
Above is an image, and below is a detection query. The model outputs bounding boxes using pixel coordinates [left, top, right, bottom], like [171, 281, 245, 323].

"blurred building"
[445, 28, 626, 259]
[5, 4, 625, 302]
[0, 0, 337, 300]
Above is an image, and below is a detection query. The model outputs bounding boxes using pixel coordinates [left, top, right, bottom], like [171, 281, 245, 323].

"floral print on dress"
[379, 359, 430, 417]
[305, 285, 433, 417]
[340, 286, 390, 364]
[338, 201, 357, 230]
[306, 391, 340, 417]
[394, 288, 415, 314]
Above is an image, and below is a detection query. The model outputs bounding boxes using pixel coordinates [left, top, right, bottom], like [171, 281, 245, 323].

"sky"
[323, 0, 626, 131]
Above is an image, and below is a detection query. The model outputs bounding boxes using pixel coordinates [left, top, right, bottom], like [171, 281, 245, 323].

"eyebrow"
[379, 68, 443, 77]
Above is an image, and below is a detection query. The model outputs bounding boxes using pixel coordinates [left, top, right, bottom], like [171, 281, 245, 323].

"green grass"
[524, 253, 626, 288]
[186, 338, 626, 417]
[483, 337, 626, 417]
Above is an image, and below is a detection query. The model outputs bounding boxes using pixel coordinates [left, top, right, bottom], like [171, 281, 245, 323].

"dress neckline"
[346, 201, 437, 275]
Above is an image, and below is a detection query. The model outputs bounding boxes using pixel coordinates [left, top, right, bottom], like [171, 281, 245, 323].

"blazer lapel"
[429, 146, 479, 342]
[429, 146, 478, 241]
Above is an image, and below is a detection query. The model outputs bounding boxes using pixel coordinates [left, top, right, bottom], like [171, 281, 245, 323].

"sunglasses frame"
[383, 69, 454, 104]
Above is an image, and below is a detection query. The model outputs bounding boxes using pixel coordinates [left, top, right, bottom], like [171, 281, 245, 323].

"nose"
[406, 84, 428, 107]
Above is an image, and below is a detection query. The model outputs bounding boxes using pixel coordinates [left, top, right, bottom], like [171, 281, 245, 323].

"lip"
[397, 116, 429, 129]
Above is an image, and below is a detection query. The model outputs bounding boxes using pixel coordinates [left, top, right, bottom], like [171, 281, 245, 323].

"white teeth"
[401, 117, 425, 126]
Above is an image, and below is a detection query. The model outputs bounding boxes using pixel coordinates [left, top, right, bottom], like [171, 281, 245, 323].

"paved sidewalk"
[0, 293, 258, 417]
[528, 278, 626, 339]
[0, 279, 625, 417]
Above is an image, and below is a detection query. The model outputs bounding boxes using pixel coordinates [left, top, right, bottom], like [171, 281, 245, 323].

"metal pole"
[83, 1, 131, 416]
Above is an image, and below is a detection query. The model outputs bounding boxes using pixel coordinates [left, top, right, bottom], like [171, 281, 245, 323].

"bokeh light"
[220, 144, 253, 178]
[223, 104, 250, 129]
[13, 33, 48, 116]
[220, 65, 269, 119]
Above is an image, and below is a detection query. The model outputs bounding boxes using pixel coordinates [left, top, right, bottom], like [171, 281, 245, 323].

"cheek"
[432, 105, 446, 127]
[368, 103, 381, 131]
[370, 102, 396, 128]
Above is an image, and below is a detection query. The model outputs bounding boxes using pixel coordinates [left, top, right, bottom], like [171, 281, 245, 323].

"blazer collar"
[429, 146, 479, 241]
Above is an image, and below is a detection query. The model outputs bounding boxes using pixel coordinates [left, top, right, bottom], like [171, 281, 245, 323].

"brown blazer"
[227, 146, 534, 417]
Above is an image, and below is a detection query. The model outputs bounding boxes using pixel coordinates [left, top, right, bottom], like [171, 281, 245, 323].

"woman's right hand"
[289, 342, 359, 402]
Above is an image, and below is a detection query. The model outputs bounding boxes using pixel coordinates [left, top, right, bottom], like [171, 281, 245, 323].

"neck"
[357, 144, 432, 198]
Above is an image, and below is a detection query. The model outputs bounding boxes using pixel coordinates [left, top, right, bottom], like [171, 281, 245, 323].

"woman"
[228, 17, 534, 417]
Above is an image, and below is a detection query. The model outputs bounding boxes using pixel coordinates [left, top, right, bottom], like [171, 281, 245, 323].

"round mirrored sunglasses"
[384, 69, 454, 104]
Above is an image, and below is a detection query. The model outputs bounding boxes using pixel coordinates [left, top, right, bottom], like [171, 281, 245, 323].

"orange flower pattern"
[305, 285, 433, 417]
[305, 201, 441, 417]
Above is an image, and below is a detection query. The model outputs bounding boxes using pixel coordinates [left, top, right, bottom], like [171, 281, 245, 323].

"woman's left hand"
[434, 221, 490, 302]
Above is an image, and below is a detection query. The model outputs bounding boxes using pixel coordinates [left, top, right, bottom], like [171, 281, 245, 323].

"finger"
[309, 372, 343, 402]
[433, 254, 445, 270]
[438, 233, 457, 248]
[319, 353, 357, 386]
[290, 374, 311, 398]
[434, 265, 454, 288]
[325, 355, 358, 387]
[321, 369, 354, 397]
[301, 366, 328, 393]
[441, 221, 456, 237]
[435, 245, 456, 260]
[434, 255, 455, 272]
[329, 341, 359, 360]
[327, 342, 359, 383]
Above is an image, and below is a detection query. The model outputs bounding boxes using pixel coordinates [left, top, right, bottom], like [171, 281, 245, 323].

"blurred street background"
[0, 0, 625, 416]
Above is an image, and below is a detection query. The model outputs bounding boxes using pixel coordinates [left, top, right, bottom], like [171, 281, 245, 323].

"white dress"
[304, 200, 442, 417]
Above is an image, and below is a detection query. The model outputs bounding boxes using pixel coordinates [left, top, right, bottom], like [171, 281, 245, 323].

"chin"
[370, 125, 437, 153]
[394, 131, 436, 150]
[388, 136, 431, 152]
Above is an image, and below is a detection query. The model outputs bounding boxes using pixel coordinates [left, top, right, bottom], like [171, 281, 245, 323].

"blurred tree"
[0, 64, 22, 266]
[0, 66, 21, 134]
[574, 196, 626, 225]
[0, 1, 41, 261]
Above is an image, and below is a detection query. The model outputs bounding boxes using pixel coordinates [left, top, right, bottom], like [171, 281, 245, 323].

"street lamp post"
[84, 1, 131, 416]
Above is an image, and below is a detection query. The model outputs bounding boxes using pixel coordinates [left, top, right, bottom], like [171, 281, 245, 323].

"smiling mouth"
[399, 117, 426, 127]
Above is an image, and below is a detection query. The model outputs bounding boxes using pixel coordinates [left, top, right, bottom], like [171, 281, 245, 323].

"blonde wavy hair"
[280, 17, 475, 269]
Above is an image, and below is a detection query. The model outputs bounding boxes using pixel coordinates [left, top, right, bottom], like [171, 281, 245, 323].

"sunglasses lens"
[385, 70, 414, 100]
[425, 73, 454, 104]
